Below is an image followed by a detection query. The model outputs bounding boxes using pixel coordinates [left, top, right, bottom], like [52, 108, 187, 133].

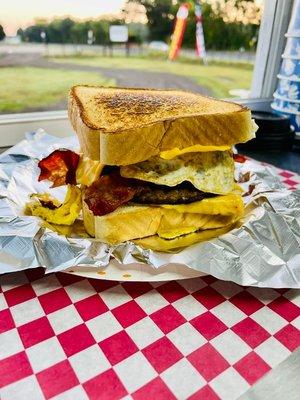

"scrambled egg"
[42, 220, 89, 237]
[25, 185, 82, 225]
[134, 225, 235, 252]
[120, 151, 234, 195]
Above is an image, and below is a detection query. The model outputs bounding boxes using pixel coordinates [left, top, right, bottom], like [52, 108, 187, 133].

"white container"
[282, 37, 300, 58]
[286, 0, 300, 37]
[279, 58, 300, 76]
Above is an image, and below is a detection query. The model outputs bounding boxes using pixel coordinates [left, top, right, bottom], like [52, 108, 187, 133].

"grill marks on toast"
[98, 92, 191, 116]
[70, 86, 244, 133]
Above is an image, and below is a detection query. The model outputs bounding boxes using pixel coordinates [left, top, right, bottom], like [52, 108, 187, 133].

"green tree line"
[16, 1, 260, 50]
[139, 0, 260, 50]
[17, 19, 126, 45]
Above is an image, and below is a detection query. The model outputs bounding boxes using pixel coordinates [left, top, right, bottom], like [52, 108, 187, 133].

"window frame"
[250, 0, 293, 98]
[0, 0, 294, 148]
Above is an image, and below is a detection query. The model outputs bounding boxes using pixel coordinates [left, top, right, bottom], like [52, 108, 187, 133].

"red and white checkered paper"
[0, 168, 300, 400]
[274, 167, 300, 190]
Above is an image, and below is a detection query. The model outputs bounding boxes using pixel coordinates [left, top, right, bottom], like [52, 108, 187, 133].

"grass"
[51, 54, 253, 98]
[0, 67, 114, 113]
[0, 56, 253, 113]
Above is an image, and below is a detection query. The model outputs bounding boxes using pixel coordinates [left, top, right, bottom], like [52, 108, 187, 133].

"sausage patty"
[133, 181, 215, 204]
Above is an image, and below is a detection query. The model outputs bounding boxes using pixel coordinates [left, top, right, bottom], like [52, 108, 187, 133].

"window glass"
[0, 0, 262, 115]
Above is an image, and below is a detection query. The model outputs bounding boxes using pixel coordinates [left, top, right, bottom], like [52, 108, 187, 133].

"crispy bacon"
[38, 149, 80, 187]
[84, 171, 144, 216]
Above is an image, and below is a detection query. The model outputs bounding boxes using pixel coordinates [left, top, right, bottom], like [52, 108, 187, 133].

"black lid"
[236, 111, 294, 152]
[251, 111, 291, 133]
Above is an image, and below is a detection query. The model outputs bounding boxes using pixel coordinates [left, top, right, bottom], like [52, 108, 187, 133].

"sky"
[1, 0, 126, 35]
[1, 0, 264, 36]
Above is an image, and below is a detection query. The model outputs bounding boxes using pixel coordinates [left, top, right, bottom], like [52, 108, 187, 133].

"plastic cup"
[286, 0, 300, 37]
[279, 57, 300, 77]
[282, 37, 300, 58]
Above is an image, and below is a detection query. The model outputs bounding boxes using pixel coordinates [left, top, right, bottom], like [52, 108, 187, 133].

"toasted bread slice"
[69, 86, 256, 165]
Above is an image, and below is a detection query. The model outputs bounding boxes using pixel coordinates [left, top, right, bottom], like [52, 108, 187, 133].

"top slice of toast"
[69, 86, 256, 165]
[71, 85, 245, 132]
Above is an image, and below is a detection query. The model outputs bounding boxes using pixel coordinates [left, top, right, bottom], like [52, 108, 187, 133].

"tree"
[129, 0, 260, 50]
[0, 25, 6, 41]
[135, 0, 174, 42]
[17, 28, 25, 41]
[46, 18, 74, 43]
[70, 22, 91, 44]
[23, 24, 46, 42]
[200, 2, 260, 50]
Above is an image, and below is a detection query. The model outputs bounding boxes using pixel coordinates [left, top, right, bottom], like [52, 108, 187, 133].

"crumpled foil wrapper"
[0, 130, 299, 287]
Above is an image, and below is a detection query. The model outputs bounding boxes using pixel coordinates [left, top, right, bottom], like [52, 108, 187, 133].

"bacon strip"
[38, 149, 80, 187]
[84, 171, 144, 216]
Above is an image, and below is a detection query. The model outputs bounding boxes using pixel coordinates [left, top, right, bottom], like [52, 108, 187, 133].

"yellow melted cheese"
[160, 145, 231, 160]
[161, 194, 244, 216]
[76, 156, 104, 186]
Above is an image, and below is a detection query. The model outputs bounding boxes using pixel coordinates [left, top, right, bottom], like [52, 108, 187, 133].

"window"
[0, 0, 294, 147]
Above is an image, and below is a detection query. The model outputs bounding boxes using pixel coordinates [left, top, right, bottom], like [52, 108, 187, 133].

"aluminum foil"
[0, 130, 299, 287]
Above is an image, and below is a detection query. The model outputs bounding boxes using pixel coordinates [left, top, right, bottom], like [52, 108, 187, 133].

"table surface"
[0, 166, 300, 400]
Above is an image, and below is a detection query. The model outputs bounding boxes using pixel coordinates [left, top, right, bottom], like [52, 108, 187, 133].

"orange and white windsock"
[169, 3, 190, 61]
[195, 3, 207, 62]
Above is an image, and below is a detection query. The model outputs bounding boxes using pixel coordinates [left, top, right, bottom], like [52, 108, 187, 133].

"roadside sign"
[109, 25, 128, 43]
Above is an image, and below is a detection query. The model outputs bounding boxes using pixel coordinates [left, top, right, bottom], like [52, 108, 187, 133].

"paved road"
[0, 52, 212, 111]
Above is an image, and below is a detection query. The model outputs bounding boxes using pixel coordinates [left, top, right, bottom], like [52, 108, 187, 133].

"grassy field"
[0, 67, 114, 113]
[51, 55, 253, 98]
[0, 56, 253, 113]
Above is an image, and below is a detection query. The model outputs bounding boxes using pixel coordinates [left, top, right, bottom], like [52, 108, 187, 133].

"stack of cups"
[271, 0, 300, 138]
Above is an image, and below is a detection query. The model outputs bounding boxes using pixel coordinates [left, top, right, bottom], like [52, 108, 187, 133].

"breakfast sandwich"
[29, 86, 257, 252]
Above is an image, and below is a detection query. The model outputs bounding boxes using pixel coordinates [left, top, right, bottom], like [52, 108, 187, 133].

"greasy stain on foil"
[0, 130, 299, 288]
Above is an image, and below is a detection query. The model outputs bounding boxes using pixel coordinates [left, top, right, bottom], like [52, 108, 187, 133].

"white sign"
[109, 25, 128, 43]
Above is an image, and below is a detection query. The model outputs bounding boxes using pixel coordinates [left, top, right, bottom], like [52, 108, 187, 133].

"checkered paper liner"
[277, 168, 300, 190]
[0, 269, 299, 400]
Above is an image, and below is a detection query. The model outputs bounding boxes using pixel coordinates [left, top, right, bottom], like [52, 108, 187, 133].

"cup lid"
[251, 111, 291, 133]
